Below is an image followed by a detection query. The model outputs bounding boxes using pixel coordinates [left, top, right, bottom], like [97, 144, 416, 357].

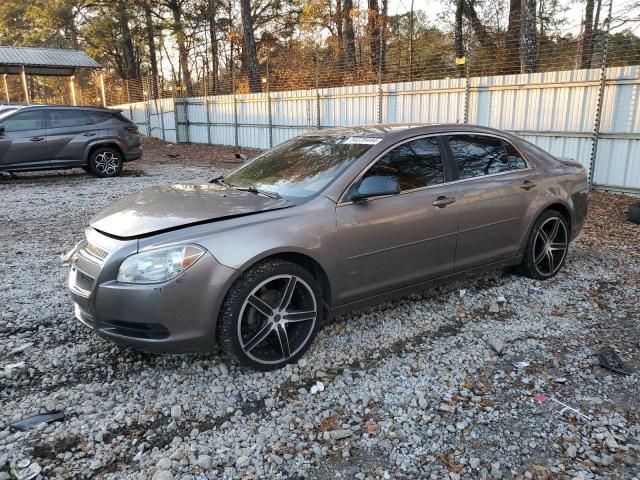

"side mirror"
[349, 175, 400, 202]
[235, 153, 248, 161]
[0, 124, 5, 135]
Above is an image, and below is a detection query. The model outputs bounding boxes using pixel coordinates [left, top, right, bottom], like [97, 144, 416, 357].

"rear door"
[46, 109, 99, 167]
[335, 136, 459, 304]
[0, 110, 48, 169]
[443, 134, 538, 271]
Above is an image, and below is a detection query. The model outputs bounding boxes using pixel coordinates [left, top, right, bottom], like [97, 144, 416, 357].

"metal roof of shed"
[0, 46, 101, 76]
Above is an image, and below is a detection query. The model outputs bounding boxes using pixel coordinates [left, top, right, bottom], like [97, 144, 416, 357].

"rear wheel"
[218, 259, 321, 370]
[89, 147, 123, 178]
[517, 209, 569, 280]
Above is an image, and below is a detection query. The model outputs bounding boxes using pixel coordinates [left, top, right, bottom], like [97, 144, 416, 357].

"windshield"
[224, 135, 378, 201]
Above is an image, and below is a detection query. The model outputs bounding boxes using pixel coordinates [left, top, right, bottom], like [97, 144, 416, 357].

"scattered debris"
[531, 394, 591, 421]
[459, 289, 466, 298]
[513, 361, 530, 369]
[626, 202, 640, 224]
[166, 153, 180, 158]
[10, 459, 42, 480]
[488, 302, 500, 313]
[554, 377, 567, 383]
[597, 346, 631, 376]
[310, 381, 325, 394]
[3, 362, 26, 379]
[496, 295, 507, 304]
[9, 411, 66, 431]
[487, 337, 504, 355]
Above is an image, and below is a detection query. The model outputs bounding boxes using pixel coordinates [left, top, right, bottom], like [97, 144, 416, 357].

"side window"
[47, 110, 93, 128]
[504, 141, 527, 169]
[448, 135, 511, 179]
[363, 137, 445, 191]
[3, 111, 45, 132]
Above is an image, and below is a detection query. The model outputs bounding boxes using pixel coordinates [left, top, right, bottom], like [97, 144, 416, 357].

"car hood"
[90, 184, 294, 238]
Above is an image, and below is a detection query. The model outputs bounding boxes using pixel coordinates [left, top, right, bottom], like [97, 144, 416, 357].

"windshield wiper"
[233, 186, 281, 199]
[209, 175, 226, 185]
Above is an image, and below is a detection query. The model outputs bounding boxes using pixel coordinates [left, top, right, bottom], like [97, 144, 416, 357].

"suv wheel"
[218, 259, 322, 370]
[89, 147, 123, 178]
[517, 209, 569, 280]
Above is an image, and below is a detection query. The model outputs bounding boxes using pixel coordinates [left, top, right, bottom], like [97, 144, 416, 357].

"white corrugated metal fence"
[116, 65, 640, 191]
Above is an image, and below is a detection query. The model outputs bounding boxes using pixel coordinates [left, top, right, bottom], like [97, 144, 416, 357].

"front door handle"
[83, 132, 97, 137]
[433, 196, 456, 208]
[520, 180, 536, 190]
[30, 136, 44, 142]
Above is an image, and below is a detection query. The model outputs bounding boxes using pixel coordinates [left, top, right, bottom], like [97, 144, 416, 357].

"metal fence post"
[588, 0, 613, 188]
[377, 32, 384, 124]
[266, 56, 273, 148]
[315, 52, 321, 129]
[464, 30, 471, 124]
[204, 73, 212, 145]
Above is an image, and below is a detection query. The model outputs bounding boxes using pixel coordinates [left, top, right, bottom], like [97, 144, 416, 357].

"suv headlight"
[117, 245, 205, 284]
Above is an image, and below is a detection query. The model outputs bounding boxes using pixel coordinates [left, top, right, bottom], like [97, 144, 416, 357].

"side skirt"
[327, 256, 523, 319]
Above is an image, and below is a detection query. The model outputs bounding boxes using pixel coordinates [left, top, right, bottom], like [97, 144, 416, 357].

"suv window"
[47, 110, 93, 128]
[448, 135, 513, 179]
[363, 137, 445, 191]
[86, 111, 114, 124]
[2, 110, 45, 132]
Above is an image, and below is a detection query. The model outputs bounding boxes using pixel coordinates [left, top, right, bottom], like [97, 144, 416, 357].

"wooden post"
[20, 65, 29, 105]
[2, 74, 9, 104]
[99, 72, 107, 107]
[69, 75, 77, 106]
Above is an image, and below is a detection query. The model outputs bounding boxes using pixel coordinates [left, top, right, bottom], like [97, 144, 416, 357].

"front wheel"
[89, 147, 123, 178]
[517, 209, 570, 280]
[218, 259, 322, 370]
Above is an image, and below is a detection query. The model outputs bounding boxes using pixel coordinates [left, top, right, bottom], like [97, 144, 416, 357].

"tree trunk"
[207, 0, 219, 94]
[521, 0, 537, 73]
[455, 0, 465, 78]
[239, 0, 261, 93]
[115, 0, 140, 81]
[581, 0, 595, 69]
[144, 1, 159, 97]
[368, 0, 380, 70]
[505, 0, 522, 73]
[461, 1, 496, 50]
[166, 0, 193, 96]
[342, 0, 356, 69]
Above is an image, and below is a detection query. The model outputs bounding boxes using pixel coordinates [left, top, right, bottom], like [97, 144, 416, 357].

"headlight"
[117, 245, 205, 284]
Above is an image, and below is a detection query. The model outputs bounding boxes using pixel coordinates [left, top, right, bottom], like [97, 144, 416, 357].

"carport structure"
[0, 46, 104, 106]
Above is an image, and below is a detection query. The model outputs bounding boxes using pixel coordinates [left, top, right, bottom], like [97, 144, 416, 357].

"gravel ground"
[1, 138, 639, 480]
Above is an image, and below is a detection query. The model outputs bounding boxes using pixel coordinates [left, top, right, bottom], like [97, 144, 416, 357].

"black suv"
[0, 105, 142, 178]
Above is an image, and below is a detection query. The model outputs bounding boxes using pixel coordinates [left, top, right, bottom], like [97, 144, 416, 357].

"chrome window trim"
[337, 132, 533, 206]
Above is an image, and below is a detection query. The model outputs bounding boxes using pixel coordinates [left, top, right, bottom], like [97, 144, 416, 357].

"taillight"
[125, 124, 138, 134]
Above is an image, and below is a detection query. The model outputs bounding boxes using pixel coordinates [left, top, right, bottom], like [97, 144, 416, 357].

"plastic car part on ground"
[531, 394, 591, 421]
[597, 346, 632, 375]
[8, 410, 66, 431]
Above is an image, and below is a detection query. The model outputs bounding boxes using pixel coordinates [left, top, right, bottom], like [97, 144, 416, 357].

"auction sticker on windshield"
[343, 137, 382, 145]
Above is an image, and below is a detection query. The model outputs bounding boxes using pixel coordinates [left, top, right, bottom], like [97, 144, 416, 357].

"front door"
[0, 110, 48, 170]
[335, 136, 458, 305]
[46, 109, 99, 167]
[443, 134, 539, 271]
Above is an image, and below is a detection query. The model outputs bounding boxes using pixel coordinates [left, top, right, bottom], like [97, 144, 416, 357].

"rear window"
[114, 113, 132, 123]
[86, 111, 114, 124]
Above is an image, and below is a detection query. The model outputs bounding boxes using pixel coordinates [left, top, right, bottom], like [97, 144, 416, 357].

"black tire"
[89, 147, 123, 178]
[81, 165, 91, 173]
[517, 209, 570, 280]
[218, 259, 322, 371]
[627, 202, 640, 224]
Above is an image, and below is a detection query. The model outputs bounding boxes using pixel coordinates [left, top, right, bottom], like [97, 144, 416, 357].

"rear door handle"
[520, 180, 536, 190]
[30, 136, 44, 142]
[432, 196, 456, 208]
[83, 132, 97, 137]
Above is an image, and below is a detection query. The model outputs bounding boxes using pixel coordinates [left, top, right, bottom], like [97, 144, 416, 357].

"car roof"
[301, 123, 521, 141]
[2, 104, 119, 113]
